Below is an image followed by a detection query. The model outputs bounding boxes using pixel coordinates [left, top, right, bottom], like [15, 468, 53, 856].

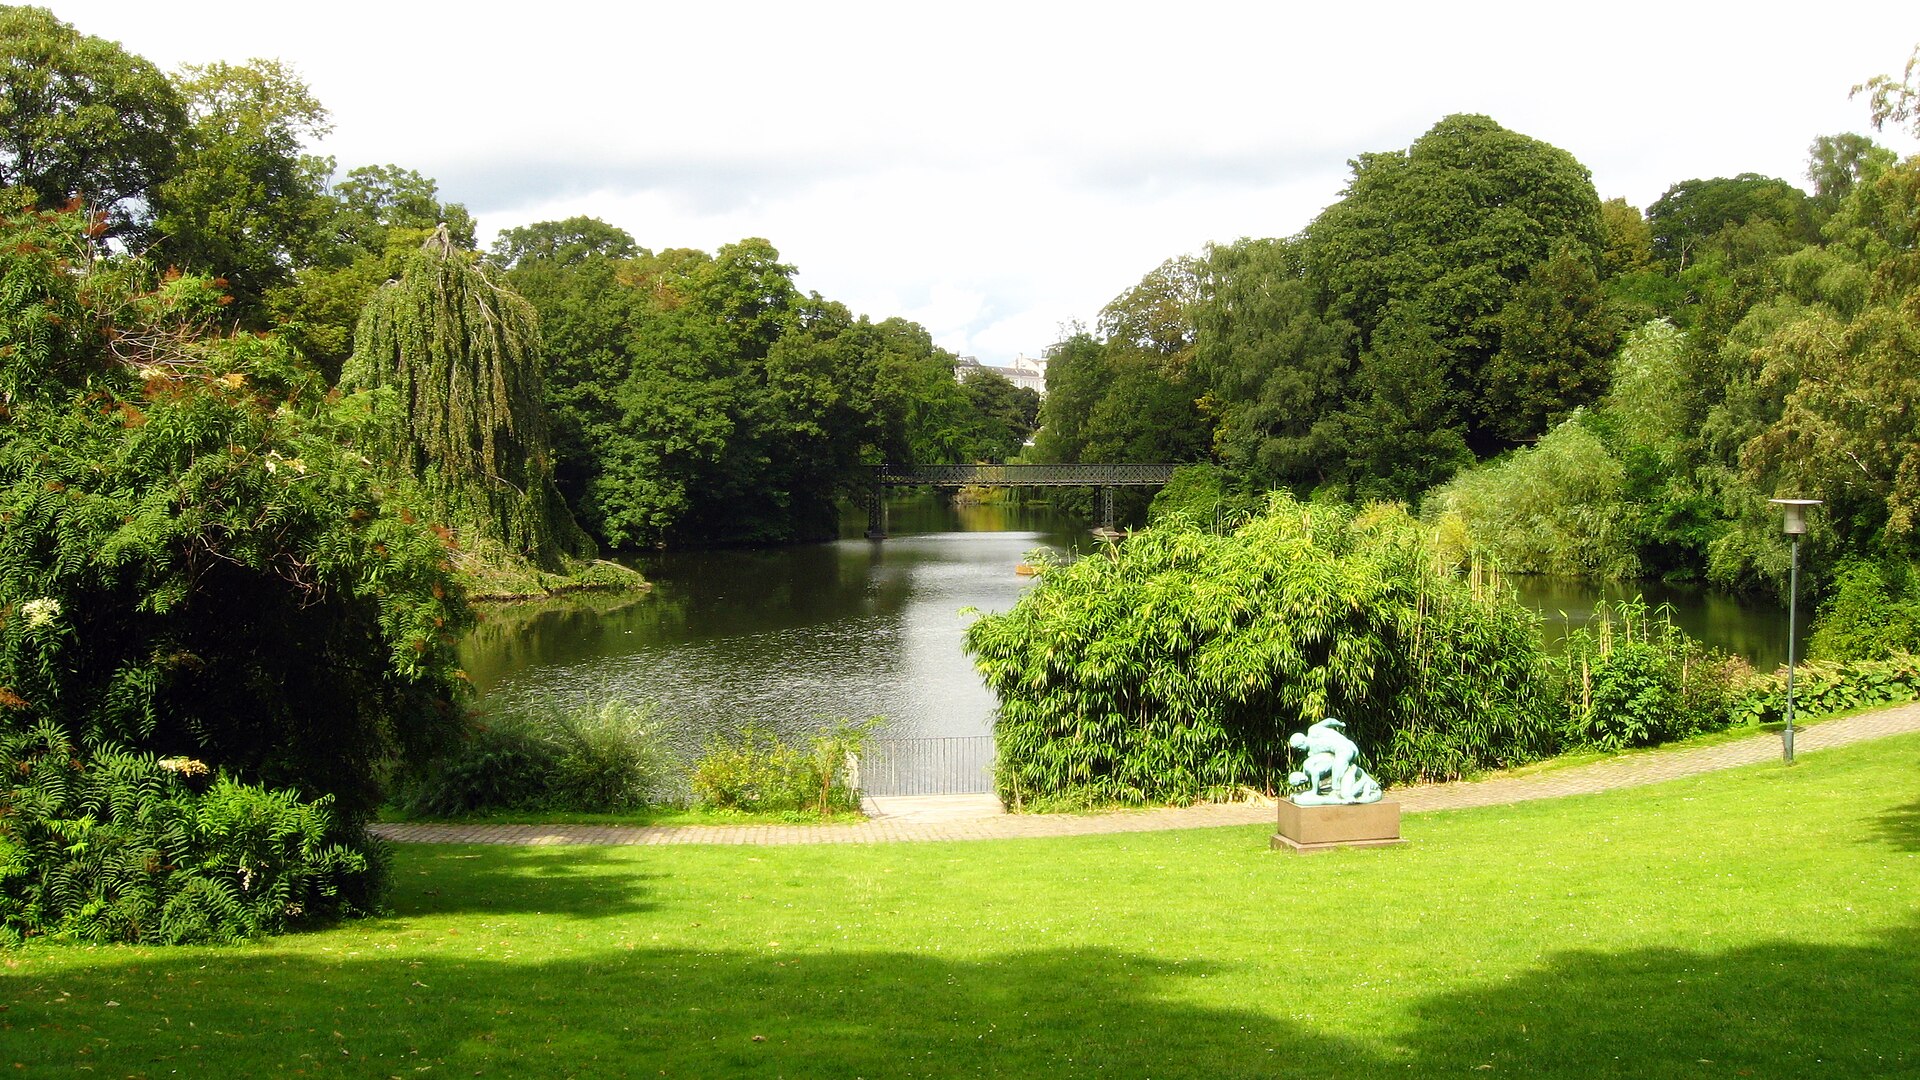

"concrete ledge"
[1272, 799, 1403, 853]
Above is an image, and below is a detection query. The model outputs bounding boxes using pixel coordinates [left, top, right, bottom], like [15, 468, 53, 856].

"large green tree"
[0, 6, 182, 239]
[1034, 259, 1211, 472]
[1192, 237, 1351, 491]
[269, 163, 476, 379]
[1303, 114, 1611, 482]
[151, 60, 334, 325]
[1647, 174, 1814, 273]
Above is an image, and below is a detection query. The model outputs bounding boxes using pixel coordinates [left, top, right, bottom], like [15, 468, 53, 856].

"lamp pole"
[1769, 499, 1821, 764]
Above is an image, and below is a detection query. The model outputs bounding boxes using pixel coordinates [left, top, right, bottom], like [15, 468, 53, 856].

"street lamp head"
[1769, 498, 1822, 536]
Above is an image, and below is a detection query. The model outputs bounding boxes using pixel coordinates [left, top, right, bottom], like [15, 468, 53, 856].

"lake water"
[460, 499, 1088, 756]
[460, 498, 1799, 756]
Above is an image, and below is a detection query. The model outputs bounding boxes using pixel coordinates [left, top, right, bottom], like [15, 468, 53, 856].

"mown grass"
[6, 733, 1918, 1078]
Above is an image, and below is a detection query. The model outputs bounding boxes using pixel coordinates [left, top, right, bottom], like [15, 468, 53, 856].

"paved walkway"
[370, 703, 1920, 847]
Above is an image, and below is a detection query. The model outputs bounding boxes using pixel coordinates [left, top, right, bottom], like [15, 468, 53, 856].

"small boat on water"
[1015, 563, 1039, 577]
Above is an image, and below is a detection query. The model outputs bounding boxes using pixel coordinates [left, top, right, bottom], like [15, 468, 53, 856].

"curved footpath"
[372, 703, 1920, 847]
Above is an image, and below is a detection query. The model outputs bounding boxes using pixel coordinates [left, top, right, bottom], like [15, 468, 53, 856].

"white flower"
[20, 597, 60, 628]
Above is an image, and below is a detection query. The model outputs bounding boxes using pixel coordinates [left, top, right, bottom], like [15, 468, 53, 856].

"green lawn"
[6, 734, 1918, 1079]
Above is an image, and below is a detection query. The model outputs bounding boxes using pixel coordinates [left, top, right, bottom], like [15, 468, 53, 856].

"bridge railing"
[873, 463, 1179, 487]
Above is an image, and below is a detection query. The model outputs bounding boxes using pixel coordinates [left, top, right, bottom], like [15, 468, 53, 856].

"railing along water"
[856, 736, 995, 796]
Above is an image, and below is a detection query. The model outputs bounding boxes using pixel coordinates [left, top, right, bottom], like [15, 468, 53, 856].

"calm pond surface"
[460, 498, 1799, 752]
[461, 498, 1089, 752]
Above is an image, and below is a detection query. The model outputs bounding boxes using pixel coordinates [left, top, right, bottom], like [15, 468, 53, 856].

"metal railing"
[872, 463, 1179, 488]
[855, 736, 996, 796]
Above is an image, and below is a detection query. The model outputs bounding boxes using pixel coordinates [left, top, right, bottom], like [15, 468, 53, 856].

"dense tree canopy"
[7, 4, 1920, 605]
[1304, 114, 1611, 474]
[0, 6, 182, 239]
[151, 59, 333, 324]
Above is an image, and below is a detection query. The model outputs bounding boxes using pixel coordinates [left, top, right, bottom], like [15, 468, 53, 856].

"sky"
[46, 1, 1920, 364]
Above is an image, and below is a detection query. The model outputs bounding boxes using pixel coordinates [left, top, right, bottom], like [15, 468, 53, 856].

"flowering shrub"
[0, 205, 467, 936]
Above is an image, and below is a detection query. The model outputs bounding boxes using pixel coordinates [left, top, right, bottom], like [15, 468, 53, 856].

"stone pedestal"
[1271, 799, 1403, 853]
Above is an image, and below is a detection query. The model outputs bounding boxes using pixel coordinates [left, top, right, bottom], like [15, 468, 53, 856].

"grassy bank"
[5, 734, 1917, 1078]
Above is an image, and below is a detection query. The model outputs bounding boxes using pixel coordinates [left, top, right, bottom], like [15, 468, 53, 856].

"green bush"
[1737, 654, 1920, 723]
[1147, 464, 1267, 530]
[401, 701, 666, 817]
[965, 496, 1560, 807]
[690, 720, 875, 816]
[1551, 595, 1751, 749]
[1809, 559, 1920, 660]
[1557, 600, 1748, 750]
[0, 721, 368, 945]
[549, 702, 668, 811]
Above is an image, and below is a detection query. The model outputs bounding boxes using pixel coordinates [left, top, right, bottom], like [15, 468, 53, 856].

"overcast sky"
[48, 1, 1920, 363]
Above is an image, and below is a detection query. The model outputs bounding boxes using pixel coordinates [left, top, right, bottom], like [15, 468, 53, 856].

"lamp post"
[1769, 498, 1821, 764]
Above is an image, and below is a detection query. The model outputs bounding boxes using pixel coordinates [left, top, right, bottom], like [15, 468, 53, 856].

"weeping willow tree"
[343, 226, 593, 573]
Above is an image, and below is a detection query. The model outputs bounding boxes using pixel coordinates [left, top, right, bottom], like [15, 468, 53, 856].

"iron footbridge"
[865, 463, 1180, 537]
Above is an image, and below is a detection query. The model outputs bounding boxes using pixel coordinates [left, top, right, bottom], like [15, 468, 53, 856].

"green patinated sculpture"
[1286, 718, 1384, 805]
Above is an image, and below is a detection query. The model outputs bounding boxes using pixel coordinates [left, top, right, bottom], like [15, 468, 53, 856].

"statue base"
[1271, 799, 1403, 853]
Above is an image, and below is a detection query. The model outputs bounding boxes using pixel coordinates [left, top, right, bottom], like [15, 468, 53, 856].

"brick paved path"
[371, 703, 1920, 848]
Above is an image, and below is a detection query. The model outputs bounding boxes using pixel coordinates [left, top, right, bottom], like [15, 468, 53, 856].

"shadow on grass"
[383, 843, 661, 919]
[1872, 796, 1920, 851]
[9, 922, 1917, 1078]
[2, 944, 1341, 1078]
[1400, 922, 1920, 1078]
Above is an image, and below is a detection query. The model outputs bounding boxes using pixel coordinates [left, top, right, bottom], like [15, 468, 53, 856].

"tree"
[1741, 300, 1920, 547]
[1033, 257, 1213, 475]
[755, 297, 883, 537]
[0, 6, 183, 240]
[1192, 237, 1352, 490]
[1647, 174, 1813, 272]
[342, 227, 593, 572]
[1806, 133, 1896, 220]
[1098, 256, 1200, 359]
[1334, 314, 1474, 501]
[497, 222, 649, 515]
[1304, 114, 1609, 464]
[327, 164, 475, 255]
[1853, 43, 1920, 138]
[1481, 244, 1620, 442]
[1031, 331, 1109, 465]
[151, 60, 333, 324]
[959, 369, 1042, 460]
[1598, 198, 1654, 278]
[869, 317, 989, 464]
[269, 163, 476, 379]
[490, 215, 639, 270]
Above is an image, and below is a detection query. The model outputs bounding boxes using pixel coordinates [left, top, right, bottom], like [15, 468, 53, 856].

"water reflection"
[1510, 576, 1794, 670]
[463, 497, 1085, 752]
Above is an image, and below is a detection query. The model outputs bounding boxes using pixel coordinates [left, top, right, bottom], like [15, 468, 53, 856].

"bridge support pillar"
[865, 477, 888, 539]
[1097, 486, 1116, 531]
